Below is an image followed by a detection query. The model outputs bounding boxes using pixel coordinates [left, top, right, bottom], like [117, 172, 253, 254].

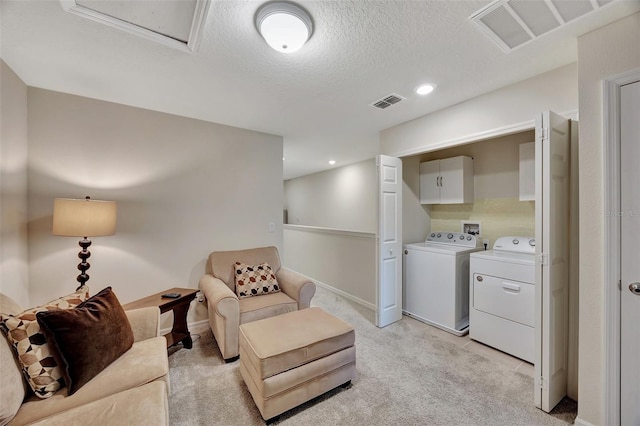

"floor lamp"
[52, 196, 117, 290]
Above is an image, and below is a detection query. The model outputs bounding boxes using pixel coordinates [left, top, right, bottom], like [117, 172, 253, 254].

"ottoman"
[239, 307, 356, 421]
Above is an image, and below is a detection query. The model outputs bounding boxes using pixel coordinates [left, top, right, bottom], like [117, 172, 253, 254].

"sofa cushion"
[9, 336, 169, 425]
[0, 285, 90, 398]
[234, 262, 280, 299]
[37, 287, 134, 395]
[239, 291, 298, 324]
[0, 329, 27, 425]
[27, 381, 169, 426]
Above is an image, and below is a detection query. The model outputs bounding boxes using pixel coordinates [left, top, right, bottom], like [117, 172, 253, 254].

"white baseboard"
[573, 417, 596, 426]
[286, 268, 376, 311]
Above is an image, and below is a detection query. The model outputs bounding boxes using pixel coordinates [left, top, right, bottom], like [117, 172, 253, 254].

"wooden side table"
[123, 287, 199, 349]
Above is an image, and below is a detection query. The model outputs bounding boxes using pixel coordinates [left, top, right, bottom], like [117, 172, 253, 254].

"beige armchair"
[199, 246, 315, 361]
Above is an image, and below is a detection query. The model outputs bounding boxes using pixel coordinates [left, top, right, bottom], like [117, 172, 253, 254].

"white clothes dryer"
[403, 232, 481, 336]
[469, 236, 536, 363]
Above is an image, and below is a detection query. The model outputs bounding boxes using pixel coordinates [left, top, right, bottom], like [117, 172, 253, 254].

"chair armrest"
[125, 307, 161, 342]
[276, 268, 316, 309]
[198, 275, 240, 360]
[199, 275, 239, 317]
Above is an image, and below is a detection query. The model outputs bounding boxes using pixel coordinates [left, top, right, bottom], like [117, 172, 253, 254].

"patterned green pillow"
[234, 262, 280, 299]
[0, 286, 90, 398]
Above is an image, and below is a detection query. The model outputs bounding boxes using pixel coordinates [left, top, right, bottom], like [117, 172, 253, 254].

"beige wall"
[284, 159, 376, 233]
[26, 88, 284, 326]
[283, 225, 376, 307]
[381, 64, 577, 157]
[577, 12, 640, 425]
[402, 155, 431, 244]
[0, 60, 29, 307]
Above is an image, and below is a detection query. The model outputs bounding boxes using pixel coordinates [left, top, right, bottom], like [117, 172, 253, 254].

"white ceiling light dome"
[256, 2, 313, 53]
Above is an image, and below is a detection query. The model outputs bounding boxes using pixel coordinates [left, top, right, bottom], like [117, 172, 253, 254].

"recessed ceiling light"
[329, 160, 336, 165]
[255, 2, 313, 53]
[416, 84, 436, 95]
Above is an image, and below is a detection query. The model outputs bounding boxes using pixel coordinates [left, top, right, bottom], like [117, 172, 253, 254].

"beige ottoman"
[239, 307, 356, 421]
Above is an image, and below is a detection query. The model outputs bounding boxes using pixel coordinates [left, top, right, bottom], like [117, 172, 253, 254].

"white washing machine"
[469, 236, 536, 363]
[403, 232, 481, 336]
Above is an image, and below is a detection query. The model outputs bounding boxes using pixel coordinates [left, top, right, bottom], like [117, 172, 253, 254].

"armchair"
[198, 246, 315, 361]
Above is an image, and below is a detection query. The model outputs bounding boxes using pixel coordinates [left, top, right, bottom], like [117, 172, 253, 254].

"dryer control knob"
[431, 233, 436, 237]
[467, 236, 472, 241]
[447, 233, 453, 239]
[459, 235, 464, 240]
[437, 233, 441, 238]
[513, 239, 520, 245]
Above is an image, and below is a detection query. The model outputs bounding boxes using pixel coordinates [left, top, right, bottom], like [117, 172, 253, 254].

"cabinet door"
[439, 157, 467, 203]
[419, 160, 440, 204]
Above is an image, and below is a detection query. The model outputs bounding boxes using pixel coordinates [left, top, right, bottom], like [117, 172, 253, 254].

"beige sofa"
[0, 293, 170, 426]
[199, 246, 316, 361]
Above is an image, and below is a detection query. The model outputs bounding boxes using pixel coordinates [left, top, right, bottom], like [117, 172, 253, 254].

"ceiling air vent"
[371, 93, 405, 110]
[470, 0, 612, 53]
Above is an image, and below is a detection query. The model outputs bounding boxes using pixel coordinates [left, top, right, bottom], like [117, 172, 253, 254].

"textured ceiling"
[1, 0, 639, 179]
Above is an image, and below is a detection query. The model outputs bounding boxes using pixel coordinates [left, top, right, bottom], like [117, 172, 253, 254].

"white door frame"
[602, 67, 640, 426]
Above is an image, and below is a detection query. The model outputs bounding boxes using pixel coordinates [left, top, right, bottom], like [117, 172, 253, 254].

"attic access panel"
[469, 0, 612, 53]
[60, 0, 210, 53]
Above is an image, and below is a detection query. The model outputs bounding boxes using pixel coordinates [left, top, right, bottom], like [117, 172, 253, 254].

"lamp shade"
[52, 198, 117, 237]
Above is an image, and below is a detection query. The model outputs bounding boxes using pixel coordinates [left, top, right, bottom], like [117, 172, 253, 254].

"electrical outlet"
[268, 222, 275, 232]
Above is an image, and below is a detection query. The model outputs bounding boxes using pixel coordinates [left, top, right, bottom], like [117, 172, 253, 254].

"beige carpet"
[168, 286, 577, 425]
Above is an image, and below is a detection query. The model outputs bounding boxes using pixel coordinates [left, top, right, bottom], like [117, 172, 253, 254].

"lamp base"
[77, 237, 91, 290]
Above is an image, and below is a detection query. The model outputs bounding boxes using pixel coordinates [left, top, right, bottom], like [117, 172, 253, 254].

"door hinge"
[536, 376, 547, 390]
[536, 253, 548, 266]
[537, 127, 549, 141]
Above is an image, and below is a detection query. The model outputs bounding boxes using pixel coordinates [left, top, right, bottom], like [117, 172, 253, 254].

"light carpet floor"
[168, 286, 577, 425]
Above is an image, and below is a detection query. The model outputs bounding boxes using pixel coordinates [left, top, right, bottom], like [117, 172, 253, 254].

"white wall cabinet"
[419, 156, 474, 204]
[519, 142, 535, 201]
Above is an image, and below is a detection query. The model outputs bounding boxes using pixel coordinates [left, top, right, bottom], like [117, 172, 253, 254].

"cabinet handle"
[440, 176, 443, 187]
[436, 176, 439, 187]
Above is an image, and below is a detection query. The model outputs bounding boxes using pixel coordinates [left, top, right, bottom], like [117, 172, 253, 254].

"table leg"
[171, 299, 194, 349]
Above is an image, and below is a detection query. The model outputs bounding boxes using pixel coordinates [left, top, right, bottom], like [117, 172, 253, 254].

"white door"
[534, 111, 570, 412]
[376, 155, 403, 327]
[621, 80, 640, 425]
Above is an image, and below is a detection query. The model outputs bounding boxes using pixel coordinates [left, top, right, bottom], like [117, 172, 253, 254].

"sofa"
[0, 291, 170, 426]
[199, 246, 316, 361]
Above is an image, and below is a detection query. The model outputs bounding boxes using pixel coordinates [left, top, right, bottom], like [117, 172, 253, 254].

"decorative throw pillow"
[36, 286, 134, 395]
[234, 262, 280, 299]
[0, 285, 90, 398]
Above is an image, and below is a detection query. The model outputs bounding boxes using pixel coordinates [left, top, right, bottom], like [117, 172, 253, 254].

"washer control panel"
[426, 231, 477, 248]
[493, 236, 536, 253]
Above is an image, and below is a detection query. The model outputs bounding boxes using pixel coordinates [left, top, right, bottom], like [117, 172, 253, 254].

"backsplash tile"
[430, 198, 535, 247]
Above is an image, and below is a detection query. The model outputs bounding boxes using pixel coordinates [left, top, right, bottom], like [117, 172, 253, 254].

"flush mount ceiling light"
[255, 2, 313, 53]
[328, 160, 336, 165]
[416, 84, 436, 95]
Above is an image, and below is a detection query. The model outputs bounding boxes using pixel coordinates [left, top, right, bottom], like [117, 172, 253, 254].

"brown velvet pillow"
[36, 287, 134, 395]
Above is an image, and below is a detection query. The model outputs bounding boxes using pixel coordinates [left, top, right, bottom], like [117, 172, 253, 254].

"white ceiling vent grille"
[60, 0, 210, 53]
[470, 0, 613, 52]
[371, 93, 405, 110]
